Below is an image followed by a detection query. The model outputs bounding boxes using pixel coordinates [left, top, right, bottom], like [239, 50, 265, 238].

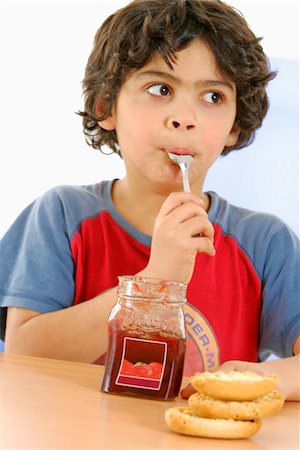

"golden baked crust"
[165, 407, 262, 439]
[188, 390, 284, 420]
[190, 371, 278, 401]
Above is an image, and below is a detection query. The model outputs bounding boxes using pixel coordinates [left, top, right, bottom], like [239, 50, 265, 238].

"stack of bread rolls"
[165, 370, 284, 439]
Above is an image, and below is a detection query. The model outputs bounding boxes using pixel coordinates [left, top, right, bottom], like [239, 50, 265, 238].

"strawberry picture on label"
[120, 359, 163, 380]
[116, 337, 167, 390]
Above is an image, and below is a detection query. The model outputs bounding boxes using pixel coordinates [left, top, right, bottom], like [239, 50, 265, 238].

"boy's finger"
[194, 236, 216, 256]
[182, 217, 214, 242]
[159, 192, 204, 216]
[168, 201, 208, 224]
[180, 383, 196, 399]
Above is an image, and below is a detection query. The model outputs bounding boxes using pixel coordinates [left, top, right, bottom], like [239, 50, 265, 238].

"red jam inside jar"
[101, 276, 187, 400]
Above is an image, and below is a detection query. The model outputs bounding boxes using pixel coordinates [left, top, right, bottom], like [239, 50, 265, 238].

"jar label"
[115, 337, 167, 390]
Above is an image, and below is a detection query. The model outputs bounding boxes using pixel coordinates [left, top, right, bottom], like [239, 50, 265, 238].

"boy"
[0, 0, 299, 400]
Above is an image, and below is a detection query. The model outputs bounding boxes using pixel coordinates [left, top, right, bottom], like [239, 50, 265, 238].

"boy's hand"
[142, 192, 215, 284]
[181, 354, 300, 401]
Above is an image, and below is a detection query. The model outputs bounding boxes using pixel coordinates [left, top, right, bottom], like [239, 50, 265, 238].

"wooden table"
[0, 353, 299, 450]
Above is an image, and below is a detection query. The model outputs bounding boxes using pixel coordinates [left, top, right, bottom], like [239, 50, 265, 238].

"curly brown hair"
[78, 0, 276, 156]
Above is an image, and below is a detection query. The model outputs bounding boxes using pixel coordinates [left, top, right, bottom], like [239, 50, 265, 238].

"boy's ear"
[95, 101, 116, 131]
[225, 121, 241, 147]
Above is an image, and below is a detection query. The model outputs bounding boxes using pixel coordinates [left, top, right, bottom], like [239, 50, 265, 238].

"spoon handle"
[179, 163, 191, 193]
[179, 163, 202, 237]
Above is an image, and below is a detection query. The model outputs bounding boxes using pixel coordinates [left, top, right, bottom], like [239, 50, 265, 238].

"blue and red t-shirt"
[0, 180, 299, 375]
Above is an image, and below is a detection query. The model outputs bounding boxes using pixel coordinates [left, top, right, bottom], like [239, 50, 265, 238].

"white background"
[1, 0, 299, 237]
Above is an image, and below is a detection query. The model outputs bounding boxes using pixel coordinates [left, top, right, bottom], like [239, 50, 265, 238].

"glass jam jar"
[101, 276, 187, 400]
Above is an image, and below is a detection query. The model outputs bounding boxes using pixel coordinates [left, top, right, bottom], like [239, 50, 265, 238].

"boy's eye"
[203, 91, 223, 104]
[147, 84, 171, 97]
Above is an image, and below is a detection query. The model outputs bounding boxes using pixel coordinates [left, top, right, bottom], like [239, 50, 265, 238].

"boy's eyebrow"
[135, 70, 235, 91]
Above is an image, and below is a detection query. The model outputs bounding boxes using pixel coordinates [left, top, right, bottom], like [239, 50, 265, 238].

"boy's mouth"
[164, 148, 194, 156]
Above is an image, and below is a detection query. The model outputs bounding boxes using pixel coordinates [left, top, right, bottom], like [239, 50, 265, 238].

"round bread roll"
[165, 407, 262, 439]
[190, 371, 278, 401]
[189, 390, 284, 420]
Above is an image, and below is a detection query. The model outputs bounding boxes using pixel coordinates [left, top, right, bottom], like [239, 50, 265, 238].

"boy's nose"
[167, 110, 197, 130]
[171, 120, 196, 130]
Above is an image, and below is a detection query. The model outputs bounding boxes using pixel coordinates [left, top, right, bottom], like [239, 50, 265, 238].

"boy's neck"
[111, 178, 210, 236]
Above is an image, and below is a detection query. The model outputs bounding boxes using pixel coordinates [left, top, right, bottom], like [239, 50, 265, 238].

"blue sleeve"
[0, 187, 76, 339]
[257, 218, 300, 360]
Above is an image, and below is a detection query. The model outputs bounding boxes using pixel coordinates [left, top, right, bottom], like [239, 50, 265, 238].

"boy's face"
[99, 39, 240, 194]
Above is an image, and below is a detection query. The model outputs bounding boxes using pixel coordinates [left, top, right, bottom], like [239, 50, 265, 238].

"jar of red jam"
[101, 276, 187, 400]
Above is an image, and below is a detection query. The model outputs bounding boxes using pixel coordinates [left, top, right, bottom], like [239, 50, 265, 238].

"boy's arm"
[4, 287, 118, 363]
[181, 335, 300, 401]
[4, 192, 214, 362]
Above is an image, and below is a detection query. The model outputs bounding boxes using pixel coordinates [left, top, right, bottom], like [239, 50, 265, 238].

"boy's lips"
[164, 148, 195, 156]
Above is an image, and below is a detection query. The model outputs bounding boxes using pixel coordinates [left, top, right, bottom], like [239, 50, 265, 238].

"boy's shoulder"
[35, 180, 113, 211]
[36, 179, 113, 228]
[2, 181, 114, 244]
[207, 191, 299, 275]
[38, 181, 105, 203]
[208, 190, 295, 238]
